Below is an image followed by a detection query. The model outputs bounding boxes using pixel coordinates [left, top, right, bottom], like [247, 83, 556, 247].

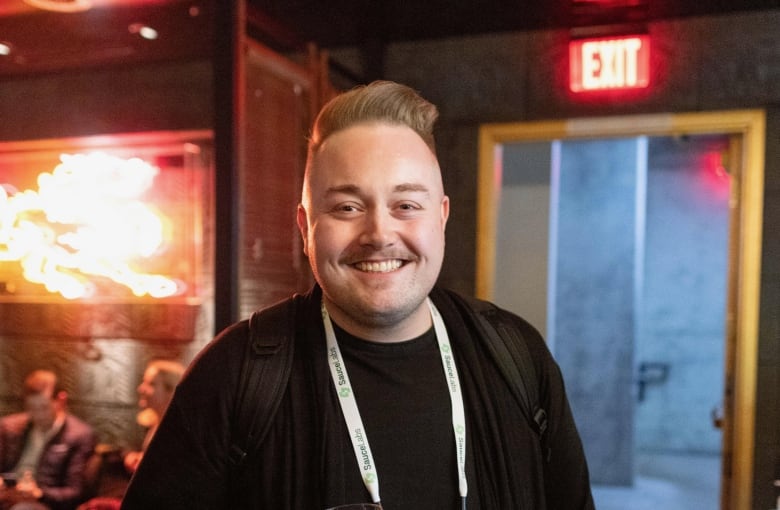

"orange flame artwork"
[0, 152, 182, 299]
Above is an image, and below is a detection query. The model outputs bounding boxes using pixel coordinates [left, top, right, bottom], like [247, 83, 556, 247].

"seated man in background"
[0, 370, 96, 510]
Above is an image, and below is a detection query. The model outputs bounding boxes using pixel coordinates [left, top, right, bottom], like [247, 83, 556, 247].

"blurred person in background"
[76, 359, 185, 510]
[122, 360, 185, 475]
[0, 370, 96, 510]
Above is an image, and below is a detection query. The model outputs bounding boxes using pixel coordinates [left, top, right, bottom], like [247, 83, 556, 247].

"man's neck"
[322, 298, 433, 343]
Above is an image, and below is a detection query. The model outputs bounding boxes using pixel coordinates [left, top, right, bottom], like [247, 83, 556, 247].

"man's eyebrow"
[324, 183, 430, 195]
[324, 184, 361, 196]
[394, 183, 430, 194]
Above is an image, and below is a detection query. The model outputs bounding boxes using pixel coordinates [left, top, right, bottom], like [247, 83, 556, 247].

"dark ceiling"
[246, 0, 780, 50]
[0, 0, 777, 78]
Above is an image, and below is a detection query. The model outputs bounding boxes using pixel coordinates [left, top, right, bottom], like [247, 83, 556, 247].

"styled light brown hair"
[307, 80, 439, 159]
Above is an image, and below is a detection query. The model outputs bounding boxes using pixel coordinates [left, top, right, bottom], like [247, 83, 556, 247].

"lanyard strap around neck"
[322, 298, 468, 506]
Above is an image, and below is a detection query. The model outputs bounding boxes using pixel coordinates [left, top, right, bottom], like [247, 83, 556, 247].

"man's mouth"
[353, 259, 403, 273]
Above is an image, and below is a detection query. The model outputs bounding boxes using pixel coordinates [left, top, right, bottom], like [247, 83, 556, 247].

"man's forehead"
[324, 181, 432, 195]
[143, 367, 160, 380]
[304, 123, 443, 201]
[316, 123, 435, 159]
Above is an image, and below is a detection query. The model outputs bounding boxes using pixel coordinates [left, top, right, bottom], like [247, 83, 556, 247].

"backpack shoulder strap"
[452, 293, 550, 458]
[476, 305, 548, 438]
[229, 298, 296, 467]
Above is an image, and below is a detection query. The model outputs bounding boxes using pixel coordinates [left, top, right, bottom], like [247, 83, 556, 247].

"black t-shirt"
[333, 323, 461, 509]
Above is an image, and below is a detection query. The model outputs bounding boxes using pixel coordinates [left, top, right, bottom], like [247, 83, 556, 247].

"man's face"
[298, 123, 449, 340]
[137, 368, 171, 417]
[25, 393, 61, 431]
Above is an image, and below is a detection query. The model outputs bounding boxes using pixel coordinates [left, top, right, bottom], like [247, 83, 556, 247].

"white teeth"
[355, 260, 403, 272]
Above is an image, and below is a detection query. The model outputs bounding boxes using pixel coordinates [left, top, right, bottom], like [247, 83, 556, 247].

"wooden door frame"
[476, 110, 765, 510]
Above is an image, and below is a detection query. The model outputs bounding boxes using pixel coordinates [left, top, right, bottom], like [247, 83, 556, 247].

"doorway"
[476, 111, 765, 510]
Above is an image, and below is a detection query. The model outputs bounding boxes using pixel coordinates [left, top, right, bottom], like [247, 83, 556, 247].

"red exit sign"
[570, 35, 650, 92]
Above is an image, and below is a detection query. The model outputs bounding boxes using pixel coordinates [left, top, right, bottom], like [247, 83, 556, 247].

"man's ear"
[296, 204, 309, 256]
[54, 390, 68, 407]
[441, 195, 450, 226]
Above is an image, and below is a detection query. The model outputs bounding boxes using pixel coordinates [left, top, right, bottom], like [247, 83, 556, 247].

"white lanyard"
[322, 298, 468, 506]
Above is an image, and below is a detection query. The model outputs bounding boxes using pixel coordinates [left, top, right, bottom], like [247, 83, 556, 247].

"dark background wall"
[0, 60, 213, 141]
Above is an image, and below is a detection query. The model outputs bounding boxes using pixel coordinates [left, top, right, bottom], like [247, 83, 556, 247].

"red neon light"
[570, 35, 650, 92]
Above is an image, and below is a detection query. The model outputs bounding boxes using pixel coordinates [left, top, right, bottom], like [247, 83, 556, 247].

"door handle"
[711, 405, 724, 429]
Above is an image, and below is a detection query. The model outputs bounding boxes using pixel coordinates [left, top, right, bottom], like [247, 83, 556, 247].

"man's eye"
[398, 202, 420, 211]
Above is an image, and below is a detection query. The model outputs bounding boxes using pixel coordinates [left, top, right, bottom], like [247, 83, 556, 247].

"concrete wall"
[495, 134, 731, 486]
[637, 135, 730, 455]
[495, 142, 551, 338]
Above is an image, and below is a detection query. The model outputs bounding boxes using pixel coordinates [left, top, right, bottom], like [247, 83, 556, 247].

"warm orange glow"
[0, 152, 181, 299]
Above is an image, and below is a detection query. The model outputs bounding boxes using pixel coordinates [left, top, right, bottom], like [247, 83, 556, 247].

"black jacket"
[0, 412, 96, 510]
[122, 285, 593, 509]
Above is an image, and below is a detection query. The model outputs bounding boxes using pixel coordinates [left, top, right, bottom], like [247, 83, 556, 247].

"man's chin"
[352, 296, 427, 328]
[136, 408, 158, 427]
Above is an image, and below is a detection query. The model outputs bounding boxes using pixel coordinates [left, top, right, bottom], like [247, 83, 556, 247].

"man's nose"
[360, 209, 395, 248]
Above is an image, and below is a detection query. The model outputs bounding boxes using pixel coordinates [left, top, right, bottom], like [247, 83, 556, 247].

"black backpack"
[227, 294, 549, 470]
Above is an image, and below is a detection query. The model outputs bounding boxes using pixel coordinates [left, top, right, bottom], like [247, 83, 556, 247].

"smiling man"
[122, 81, 594, 510]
